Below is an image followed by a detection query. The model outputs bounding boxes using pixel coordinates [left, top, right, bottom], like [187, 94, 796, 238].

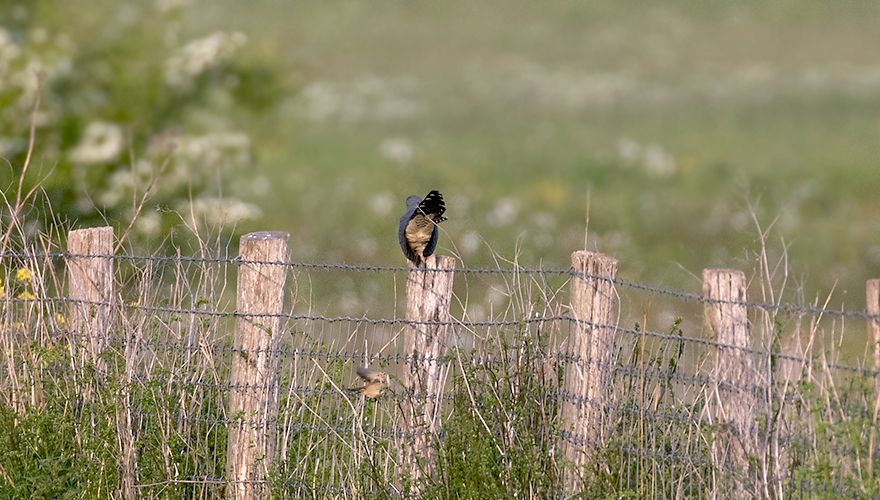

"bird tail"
[418, 190, 447, 222]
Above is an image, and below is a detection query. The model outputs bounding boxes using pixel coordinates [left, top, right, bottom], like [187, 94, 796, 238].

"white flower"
[486, 198, 519, 227]
[616, 136, 641, 165]
[0, 137, 25, 157]
[155, 0, 192, 13]
[99, 169, 133, 207]
[0, 29, 21, 77]
[189, 197, 261, 226]
[135, 211, 162, 237]
[69, 122, 124, 165]
[163, 132, 251, 188]
[379, 137, 414, 164]
[459, 231, 481, 255]
[357, 235, 378, 257]
[177, 132, 250, 167]
[643, 144, 676, 177]
[298, 77, 422, 123]
[369, 192, 394, 216]
[165, 31, 247, 87]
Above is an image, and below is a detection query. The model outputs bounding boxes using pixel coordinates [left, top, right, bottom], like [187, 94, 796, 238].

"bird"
[398, 190, 447, 267]
[349, 367, 388, 399]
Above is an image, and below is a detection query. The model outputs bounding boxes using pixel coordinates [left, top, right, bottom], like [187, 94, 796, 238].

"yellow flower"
[17, 291, 35, 300]
[16, 268, 33, 283]
[55, 313, 66, 327]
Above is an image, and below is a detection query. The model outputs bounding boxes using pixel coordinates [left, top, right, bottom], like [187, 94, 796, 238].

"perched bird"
[349, 367, 388, 399]
[398, 190, 447, 267]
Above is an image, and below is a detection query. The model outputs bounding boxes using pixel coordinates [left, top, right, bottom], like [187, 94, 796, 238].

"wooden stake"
[67, 226, 115, 375]
[66, 227, 137, 498]
[560, 250, 618, 494]
[227, 231, 289, 499]
[703, 268, 755, 496]
[866, 279, 880, 481]
[402, 254, 455, 486]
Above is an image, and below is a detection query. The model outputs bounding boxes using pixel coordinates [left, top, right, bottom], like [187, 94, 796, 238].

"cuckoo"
[398, 190, 447, 267]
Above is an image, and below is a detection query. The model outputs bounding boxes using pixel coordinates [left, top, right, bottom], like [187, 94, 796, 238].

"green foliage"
[427, 326, 558, 498]
[786, 375, 879, 497]
[0, 352, 120, 498]
[0, 0, 281, 246]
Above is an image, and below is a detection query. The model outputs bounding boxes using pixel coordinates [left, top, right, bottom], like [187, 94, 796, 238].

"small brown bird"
[349, 367, 388, 399]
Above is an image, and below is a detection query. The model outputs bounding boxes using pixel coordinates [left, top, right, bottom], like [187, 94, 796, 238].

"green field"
[4, 1, 880, 319]
[214, 2, 880, 301]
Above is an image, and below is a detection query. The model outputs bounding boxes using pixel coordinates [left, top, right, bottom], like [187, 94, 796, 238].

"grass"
[168, 1, 880, 351]
[0, 222, 878, 497]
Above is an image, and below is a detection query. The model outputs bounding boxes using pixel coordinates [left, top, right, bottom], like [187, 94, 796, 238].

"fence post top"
[68, 226, 114, 237]
[241, 231, 290, 242]
[570, 250, 618, 270]
[702, 268, 746, 280]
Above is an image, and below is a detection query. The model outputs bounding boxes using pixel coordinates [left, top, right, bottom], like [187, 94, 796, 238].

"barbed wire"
[5, 294, 880, 376]
[14, 296, 880, 377]
[2, 250, 877, 320]
[3, 250, 875, 495]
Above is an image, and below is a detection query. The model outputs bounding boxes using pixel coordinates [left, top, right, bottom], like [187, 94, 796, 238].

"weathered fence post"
[67, 227, 137, 499]
[402, 254, 455, 486]
[560, 250, 618, 494]
[67, 226, 115, 375]
[227, 232, 289, 499]
[703, 268, 756, 496]
[867, 279, 880, 480]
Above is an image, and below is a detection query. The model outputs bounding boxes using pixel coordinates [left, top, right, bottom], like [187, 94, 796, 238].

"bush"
[0, 0, 281, 247]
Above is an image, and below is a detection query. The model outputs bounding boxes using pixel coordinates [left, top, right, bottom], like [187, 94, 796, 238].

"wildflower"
[16, 267, 32, 283]
[369, 192, 394, 217]
[69, 122, 124, 165]
[486, 197, 519, 227]
[188, 197, 261, 226]
[55, 313, 66, 327]
[17, 291, 35, 300]
[379, 137, 414, 164]
[165, 31, 247, 87]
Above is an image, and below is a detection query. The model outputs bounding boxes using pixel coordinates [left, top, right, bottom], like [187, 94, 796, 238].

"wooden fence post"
[227, 231, 289, 499]
[67, 227, 138, 499]
[703, 268, 756, 496]
[67, 226, 115, 375]
[560, 250, 618, 494]
[867, 279, 880, 480]
[402, 255, 455, 486]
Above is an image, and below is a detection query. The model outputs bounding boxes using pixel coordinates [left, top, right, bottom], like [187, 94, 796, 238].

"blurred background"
[2, 1, 880, 325]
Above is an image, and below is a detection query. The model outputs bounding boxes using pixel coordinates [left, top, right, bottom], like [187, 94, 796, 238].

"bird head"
[405, 195, 421, 209]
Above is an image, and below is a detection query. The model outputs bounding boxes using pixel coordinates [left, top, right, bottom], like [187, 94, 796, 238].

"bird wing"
[398, 204, 421, 264]
[356, 367, 385, 383]
[418, 190, 446, 221]
[422, 225, 440, 259]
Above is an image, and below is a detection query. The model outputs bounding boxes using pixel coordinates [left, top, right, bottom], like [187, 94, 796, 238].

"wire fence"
[3, 249, 877, 319]
[1, 240, 879, 498]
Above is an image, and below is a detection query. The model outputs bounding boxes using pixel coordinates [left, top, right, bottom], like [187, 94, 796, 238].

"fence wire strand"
[3, 250, 876, 320]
